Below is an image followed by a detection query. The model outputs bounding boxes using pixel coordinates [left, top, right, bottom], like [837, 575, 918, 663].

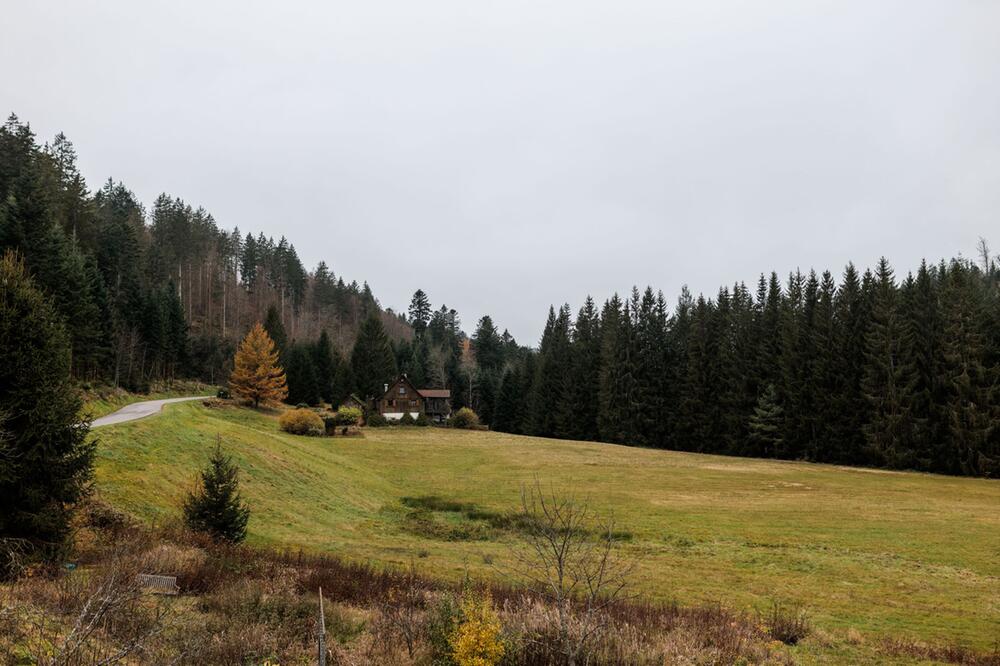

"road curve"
[91, 396, 212, 428]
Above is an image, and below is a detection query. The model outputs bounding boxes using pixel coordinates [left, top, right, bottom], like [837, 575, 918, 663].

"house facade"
[377, 375, 452, 423]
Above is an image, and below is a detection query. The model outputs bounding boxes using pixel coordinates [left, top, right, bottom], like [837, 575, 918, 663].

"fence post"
[317, 587, 326, 666]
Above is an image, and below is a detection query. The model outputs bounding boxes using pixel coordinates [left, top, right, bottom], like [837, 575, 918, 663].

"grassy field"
[93, 401, 1000, 661]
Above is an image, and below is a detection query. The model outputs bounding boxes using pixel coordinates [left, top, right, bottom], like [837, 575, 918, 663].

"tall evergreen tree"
[0, 251, 95, 567]
[312, 330, 336, 403]
[862, 258, 911, 467]
[285, 343, 321, 406]
[408, 289, 432, 336]
[351, 313, 397, 399]
[263, 304, 287, 355]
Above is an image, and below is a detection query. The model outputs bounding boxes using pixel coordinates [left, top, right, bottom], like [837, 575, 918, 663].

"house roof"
[418, 389, 451, 399]
[378, 375, 419, 401]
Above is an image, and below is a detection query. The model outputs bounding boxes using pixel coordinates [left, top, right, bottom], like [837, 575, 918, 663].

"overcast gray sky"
[3, 1, 999, 344]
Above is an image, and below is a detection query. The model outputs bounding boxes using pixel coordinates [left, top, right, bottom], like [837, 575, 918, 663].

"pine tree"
[230, 323, 288, 408]
[183, 438, 250, 543]
[0, 251, 95, 566]
[351, 313, 397, 399]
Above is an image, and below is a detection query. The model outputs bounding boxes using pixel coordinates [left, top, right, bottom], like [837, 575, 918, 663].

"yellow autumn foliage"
[449, 589, 505, 666]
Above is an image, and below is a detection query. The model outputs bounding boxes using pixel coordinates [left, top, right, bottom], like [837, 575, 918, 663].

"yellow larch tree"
[229, 322, 288, 408]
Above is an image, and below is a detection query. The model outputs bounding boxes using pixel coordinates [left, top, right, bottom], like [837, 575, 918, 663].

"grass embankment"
[80, 381, 218, 419]
[93, 401, 1000, 662]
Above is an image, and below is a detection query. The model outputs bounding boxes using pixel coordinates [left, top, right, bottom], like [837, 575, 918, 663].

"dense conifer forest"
[476, 256, 1000, 477]
[0, 114, 409, 389]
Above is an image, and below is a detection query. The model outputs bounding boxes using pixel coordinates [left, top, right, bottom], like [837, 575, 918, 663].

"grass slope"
[94, 401, 1000, 657]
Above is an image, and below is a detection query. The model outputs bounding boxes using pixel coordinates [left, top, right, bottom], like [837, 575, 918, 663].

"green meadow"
[93, 401, 1000, 659]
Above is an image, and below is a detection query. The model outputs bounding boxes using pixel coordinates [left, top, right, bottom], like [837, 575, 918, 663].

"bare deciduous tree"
[505, 480, 637, 666]
[373, 561, 425, 659]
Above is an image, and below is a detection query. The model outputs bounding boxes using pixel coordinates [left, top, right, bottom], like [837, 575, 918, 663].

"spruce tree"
[899, 261, 946, 470]
[597, 296, 628, 443]
[183, 438, 250, 543]
[748, 383, 784, 458]
[351, 313, 397, 399]
[0, 251, 95, 567]
[263, 305, 286, 355]
[330, 349, 356, 406]
[408, 289, 432, 336]
[285, 343, 321, 406]
[830, 263, 869, 465]
[862, 258, 910, 467]
[312, 330, 336, 403]
[939, 262, 999, 475]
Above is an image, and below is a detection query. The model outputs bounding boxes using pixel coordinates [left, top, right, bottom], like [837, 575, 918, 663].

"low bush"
[334, 406, 363, 426]
[415, 413, 430, 427]
[278, 409, 325, 436]
[216, 388, 231, 399]
[366, 413, 388, 428]
[449, 408, 480, 429]
[399, 412, 416, 426]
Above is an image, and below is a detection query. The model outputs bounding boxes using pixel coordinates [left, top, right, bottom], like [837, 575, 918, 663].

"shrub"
[449, 408, 480, 429]
[367, 413, 388, 428]
[216, 388, 231, 399]
[415, 413, 430, 427]
[278, 409, 325, 436]
[335, 406, 363, 426]
[450, 589, 505, 666]
[399, 412, 416, 426]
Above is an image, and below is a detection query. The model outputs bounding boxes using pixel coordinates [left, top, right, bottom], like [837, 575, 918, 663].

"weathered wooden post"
[317, 587, 326, 666]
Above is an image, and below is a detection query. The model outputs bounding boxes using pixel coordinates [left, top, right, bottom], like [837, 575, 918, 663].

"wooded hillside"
[0, 114, 409, 388]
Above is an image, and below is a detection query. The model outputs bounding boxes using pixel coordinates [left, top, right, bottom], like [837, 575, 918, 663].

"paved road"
[91, 396, 212, 428]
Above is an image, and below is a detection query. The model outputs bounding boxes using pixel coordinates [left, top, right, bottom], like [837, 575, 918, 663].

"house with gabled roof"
[376, 374, 452, 423]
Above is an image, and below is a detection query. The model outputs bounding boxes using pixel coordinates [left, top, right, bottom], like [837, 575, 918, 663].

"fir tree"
[408, 289, 431, 336]
[351, 313, 397, 399]
[263, 305, 286, 355]
[312, 330, 336, 403]
[183, 438, 250, 543]
[862, 258, 910, 467]
[0, 251, 95, 566]
[597, 295, 628, 443]
[285, 343, 321, 406]
[748, 384, 784, 458]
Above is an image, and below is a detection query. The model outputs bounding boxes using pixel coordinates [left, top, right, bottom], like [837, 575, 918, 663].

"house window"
[388, 399, 395, 407]
[410, 399, 417, 407]
[399, 386, 406, 395]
